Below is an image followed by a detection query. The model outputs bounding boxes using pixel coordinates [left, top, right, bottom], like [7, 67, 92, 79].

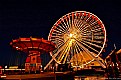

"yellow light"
[9, 66, 18, 69]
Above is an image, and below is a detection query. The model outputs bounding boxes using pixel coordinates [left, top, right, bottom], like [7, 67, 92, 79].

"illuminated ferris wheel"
[45, 11, 106, 69]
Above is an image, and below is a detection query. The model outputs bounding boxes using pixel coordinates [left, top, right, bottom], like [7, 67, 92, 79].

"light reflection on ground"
[74, 76, 105, 80]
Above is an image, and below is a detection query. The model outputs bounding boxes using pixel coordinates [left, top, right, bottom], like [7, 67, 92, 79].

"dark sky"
[0, 0, 121, 66]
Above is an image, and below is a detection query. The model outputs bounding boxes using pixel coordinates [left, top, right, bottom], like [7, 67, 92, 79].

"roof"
[10, 37, 56, 54]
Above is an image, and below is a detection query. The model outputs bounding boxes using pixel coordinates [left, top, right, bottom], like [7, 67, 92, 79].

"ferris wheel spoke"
[73, 19, 78, 28]
[82, 38, 104, 44]
[77, 14, 90, 28]
[74, 19, 87, 34]
[71, 12, 74, 27]
[80, 13, 85, 20]
[57, 41, 68, 49]
[82, 35, 104, 41]
[80, 25, 91, 33]
[54, 26, 66, 34]
[81, 32, 92, 37]
[77, 43, 92, 62]
[50, 35, 63, 39]
[81, 36, 92, 40]
[51, 39, 64, 45]
[76, 43, 87, 64]
[55, 19, 68, 33]
[52, 36, 64, 40]
[44, 39, 70, 70]
[56, 41, 64, 48]
[75, 41, 94, 64]
[75, 19, 83, 28]
[56, 38, 70, 50]
[77, 21, 87, 30]
[73, 44, 82, 66]
[59, 40, 72, 63]
[50, 39, 64, 44]
[93, 30, 104, 34]
[92, 25, 102, 31]
[63, 46, 71, 64]
[73, 43, 79, 66]
[74, 17, 81, 27]
[74, 43, 86, 65]
[57, 42, 70, 62]
[91, 29, 103, 35]
[51, 32, 63, 37]
[59, 23, 69, 34]
[71, 43, 76, 64]
[86, 16, 92, 23]
[77, 22, 87, 32]
[51, 34, 64, 40]
[57, 38, 70, 50]
[60, 18, 69, 30]
[84, 16, 89, 22]
[61, 16, 71, 33]
[76, 20, 89, 33]
[73, 19, 83, 33]
[85, 15, 91, 22]
[52, 30, 63, 36]
[60, 23, 69, 34]
[81, 21, 98, 33]
[52, 38, 70, 59]
[57, 42, 66, 49]
[81, 42, 99, 53]
[56, 26, 65, 33]
[75, 38, 100, 53]
[88, 16, 95, 24]
[93, 36, 105, 40]
[93, 32, 104, 36]
[82, 40, 102, 49]
[90, 20, 99, 26]
[75, 40, 97, 60]
[64, 15, 72, 32]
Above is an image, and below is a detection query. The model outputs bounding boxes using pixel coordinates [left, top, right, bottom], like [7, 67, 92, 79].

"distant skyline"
[0, 0, 121, 65]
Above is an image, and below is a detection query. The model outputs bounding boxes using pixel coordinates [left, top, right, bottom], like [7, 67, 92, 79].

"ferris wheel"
[45, 11, 106, 70]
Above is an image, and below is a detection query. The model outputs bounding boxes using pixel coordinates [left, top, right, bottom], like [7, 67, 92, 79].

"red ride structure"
[10, 37, 55, 73]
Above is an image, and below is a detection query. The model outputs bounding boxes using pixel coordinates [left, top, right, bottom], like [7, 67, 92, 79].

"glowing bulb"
[69, 33, 73, 38]
[16, 47, 18, 48]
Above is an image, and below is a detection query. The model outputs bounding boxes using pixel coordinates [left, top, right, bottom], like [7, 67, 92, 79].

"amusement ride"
[10, 37, 55, 73]
[45, 11, 107, 70]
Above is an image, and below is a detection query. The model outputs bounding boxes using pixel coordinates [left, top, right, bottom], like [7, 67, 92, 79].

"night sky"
[0, 0, 121, 66]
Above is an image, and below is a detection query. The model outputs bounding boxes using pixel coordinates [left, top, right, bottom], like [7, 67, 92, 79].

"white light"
[55, 63, 58, 66]
[69, 33, 73, 38]
[116, 63, 118, 66]
[1, 75, 6, 78]
[16, 46, 18, 48]
[5, 66, 7, 69]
